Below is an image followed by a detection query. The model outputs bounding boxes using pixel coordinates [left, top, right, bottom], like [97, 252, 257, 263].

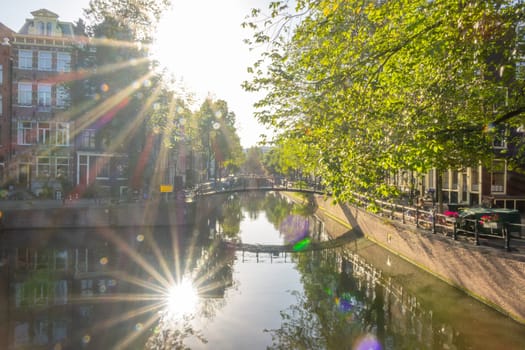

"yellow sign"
[160, 185, 173, 193]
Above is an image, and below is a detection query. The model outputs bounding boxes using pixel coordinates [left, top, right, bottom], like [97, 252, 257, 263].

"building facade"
[0, 24, 14, 189]
[5, 9, 76, 198]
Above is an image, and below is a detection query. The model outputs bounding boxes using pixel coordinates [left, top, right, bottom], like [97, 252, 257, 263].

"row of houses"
[382, 21, 525, 214]
[0, 9, 206, 200]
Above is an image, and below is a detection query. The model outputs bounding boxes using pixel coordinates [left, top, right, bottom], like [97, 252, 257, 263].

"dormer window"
[46, 22, 53, 35]
[38, 22, 45, 35]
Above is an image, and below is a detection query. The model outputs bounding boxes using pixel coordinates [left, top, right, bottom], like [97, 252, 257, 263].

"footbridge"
[193, 177, 326, 197]
[220, 230, 358, 254]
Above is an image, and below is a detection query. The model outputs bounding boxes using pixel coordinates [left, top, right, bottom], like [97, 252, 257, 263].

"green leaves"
[244, 0, 525, 201]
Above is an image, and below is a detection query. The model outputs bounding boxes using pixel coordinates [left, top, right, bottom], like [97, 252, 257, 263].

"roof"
[0, 22, 15, 38]
[31, 9, 59, 19]
[17, 8, 75, 38]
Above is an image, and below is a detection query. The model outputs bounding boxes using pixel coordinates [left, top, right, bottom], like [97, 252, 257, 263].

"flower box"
[482, 222, 500, 229]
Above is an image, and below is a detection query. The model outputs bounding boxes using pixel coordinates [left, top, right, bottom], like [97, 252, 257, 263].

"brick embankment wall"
[311, 194, 525, 325]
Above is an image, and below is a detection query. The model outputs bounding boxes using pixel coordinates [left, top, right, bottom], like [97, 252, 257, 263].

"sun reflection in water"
[164, 278, 199, 319]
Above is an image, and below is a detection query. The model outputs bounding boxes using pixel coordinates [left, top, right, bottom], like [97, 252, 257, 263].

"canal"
[0, 191, 524, 349]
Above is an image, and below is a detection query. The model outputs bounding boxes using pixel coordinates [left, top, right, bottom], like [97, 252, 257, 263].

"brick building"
[1, 9, 77, 198]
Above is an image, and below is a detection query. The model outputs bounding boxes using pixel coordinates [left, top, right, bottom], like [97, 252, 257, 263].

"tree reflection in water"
[2, 192, 525, 349]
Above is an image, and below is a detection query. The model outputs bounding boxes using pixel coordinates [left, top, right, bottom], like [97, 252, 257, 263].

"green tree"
[243, 147, 267, 175]
[74, 0, 170, 194]
[195, 99, 244, 180]
[244, 0, 525, 202]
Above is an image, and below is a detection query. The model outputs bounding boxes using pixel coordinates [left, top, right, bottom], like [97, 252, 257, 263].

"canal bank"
[299, 193, 525, 325]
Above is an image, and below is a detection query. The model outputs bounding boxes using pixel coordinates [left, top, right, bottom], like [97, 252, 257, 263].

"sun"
[150, 3, 215, 96]
[164, 278, 199, 318]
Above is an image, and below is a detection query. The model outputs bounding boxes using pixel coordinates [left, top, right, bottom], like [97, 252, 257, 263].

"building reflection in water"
[0, 192, 524, 349]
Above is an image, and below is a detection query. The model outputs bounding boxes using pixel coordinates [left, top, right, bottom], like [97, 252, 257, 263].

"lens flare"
[293, 238, 311, 251]
[354, 334, 382, 350]
[164, 278, 198, 318]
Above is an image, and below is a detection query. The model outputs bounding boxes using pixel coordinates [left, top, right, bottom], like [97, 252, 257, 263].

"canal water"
[0, 192, 524, 349]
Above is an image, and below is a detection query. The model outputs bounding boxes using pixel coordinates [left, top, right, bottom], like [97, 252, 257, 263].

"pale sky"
[1, 0, 269, 148]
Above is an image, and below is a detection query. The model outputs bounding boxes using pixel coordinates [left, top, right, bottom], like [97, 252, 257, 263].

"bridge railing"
[193, 178, 324, 196]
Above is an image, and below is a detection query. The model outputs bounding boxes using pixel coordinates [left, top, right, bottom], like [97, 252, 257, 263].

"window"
[46, 22, 53, 36]
[55, 250, 68, 270]
[81, 279, 94, 296]
[491, 160, 506, 193]
[0, 64, 3, 84]
[56, 157, 69, 178]
[37, 157, 50, 177]
[80, 129, 96, 149]
[37, 122, 51, 144]
[0, 94, 2, 116]
[442, 171, 449, 189]
[14, 322, 30, 346]
[19, 50, 33, 69]
[38, 22, 45, 35]
[54, 280, 68, 305]
[38, 84, 52, 107]
[38, 51, 52, 71]
[18, 82, 32, 105]
[15, 283, 26, 307]
[517, 61, 525, 80]
[52, 320, 67, 342]
[56, 85, 69, 107]
[471, 167, 480, 192]
[57, 52, 71, 72]
[34, 283, 49, 305]
[34, 319, 49, 345]
[451, 170, 458, 189]
[96, 157, 110, 178]
[56, 123, 69, 146]
[17, 121, 34, 145]
[492, 128, 507, 149]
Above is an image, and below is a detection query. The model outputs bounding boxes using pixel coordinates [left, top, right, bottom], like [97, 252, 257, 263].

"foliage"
[243, 147, 267, 175]
[244, 0, 525, 202]
[84, 0, 170, 42]
[194, 99, 245, 179]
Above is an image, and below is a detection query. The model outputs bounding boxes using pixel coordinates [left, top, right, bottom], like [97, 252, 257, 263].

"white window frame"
[56, 85, 69, 107]
[55, 122, 70, 146]
[491, 159, 506, 193]
[56, 157, 69, 178]
[38, 51, 52, 71]
[95, 156, 110, 179]
[37, 122, 51, 144]
[46, 22, 53, 36]
[19, 50, 33, 69]
[37, 84, 52, 107]
[37, 157, 51, 177]
[17, 121, 34, 145]
[80, 129, 96, 149]
[57, 52, 71, 72]
[18, 82, 32, 106]
[38, 22, 45, 35]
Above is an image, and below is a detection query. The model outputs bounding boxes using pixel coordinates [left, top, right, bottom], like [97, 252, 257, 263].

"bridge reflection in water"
[1, 191, 524, 349]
